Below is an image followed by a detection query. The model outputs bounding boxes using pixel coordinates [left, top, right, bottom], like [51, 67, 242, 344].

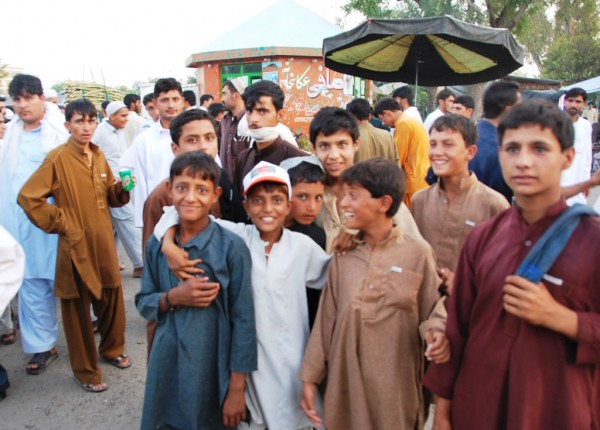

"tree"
[187, 75, 197, 84]
[0, 59, 7, 81]
[540, 0, 600, 82]
[543, 36, 600, 84]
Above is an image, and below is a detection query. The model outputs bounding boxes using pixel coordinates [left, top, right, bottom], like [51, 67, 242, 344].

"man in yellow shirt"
[374, 98, 430, 207]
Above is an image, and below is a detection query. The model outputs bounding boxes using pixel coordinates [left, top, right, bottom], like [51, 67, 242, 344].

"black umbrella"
[323, 16, 525, 86]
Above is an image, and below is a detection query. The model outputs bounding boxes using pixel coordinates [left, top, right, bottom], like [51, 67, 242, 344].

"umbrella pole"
[415, 61, 421, 106]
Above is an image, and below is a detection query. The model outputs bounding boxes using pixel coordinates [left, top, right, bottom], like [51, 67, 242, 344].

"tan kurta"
[317, 186, 422, 253]
[354, 123, 399, 163]
[410, 173, 509, 272]
[18, 138, 129, 299]
[299, 228, 442, 430]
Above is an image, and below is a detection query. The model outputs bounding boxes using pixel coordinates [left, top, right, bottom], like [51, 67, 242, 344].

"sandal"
[73, 376, 108, 393]
[105, 353, 131, 369]
[1, 330, 17, 345]
[26, 349, 58, 375]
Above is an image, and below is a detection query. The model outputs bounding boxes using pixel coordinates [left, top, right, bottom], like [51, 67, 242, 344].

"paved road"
[0, 253, 146, 429]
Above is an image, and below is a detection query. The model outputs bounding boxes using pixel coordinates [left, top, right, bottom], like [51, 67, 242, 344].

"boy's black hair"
[392, 86, 415, 105]
[200, 94, 213, 105]
[309, 107, 359, 144]
[482, 81, 520, 119]
[169, 151, 221, 185]
[8, 74, 43, 98]
[346, 98, 372, 121]
[65, 99, 98, 122]
[123, 94, 140, 109]
[454, 95, 475, 110]
[246, 181, 289, 200]
[436, 88, 455, 102]
[372, 98, 402, 117]
[207, 102, 225, 118]
[341, 158, 404, 218]
[498, 99, 574, 152]
[243, 81, 285, 111]
[430, 114, 478, 147]
[143, 93, 155, 105]
[183, 90, 197, 106]
[154, 78, 183, 98]
[564, 87, 587, 102]
[101, 100, 111, 110]
[288, 162, 326, 186]
[169, 109, 217, 145]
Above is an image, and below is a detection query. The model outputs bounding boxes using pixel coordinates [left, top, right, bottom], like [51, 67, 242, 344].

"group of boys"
[0, 70, 599, 430]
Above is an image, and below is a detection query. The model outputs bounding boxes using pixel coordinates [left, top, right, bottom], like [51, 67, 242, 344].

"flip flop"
[26, 349, 58, 375]
[1, 330, 17, 345]
[73, 376, 109, 393]
[105, 353, 131, 369]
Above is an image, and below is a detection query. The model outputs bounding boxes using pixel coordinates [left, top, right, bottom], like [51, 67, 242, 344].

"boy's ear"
[561, 146, 575, 170]
[378, 195, 393, 214]
[354, 138, 360, 150]
[242, 199, 249, 215]
[276, 109, 285, 123]
[466, 144, 478, 161]
[213, 186, 223, 201]
[171, 142, 179, 156]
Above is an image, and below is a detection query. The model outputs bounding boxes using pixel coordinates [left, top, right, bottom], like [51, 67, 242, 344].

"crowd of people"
[0, 72, 599, 430]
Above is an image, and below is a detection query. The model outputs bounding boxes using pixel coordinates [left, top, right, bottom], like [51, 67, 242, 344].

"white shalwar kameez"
[155, 209, 330, 430]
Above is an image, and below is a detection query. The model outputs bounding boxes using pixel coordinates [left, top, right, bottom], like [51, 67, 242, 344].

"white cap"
[230, 76, 248, 94]
[242, 161, 291, 198]
[44, 89, 58, 98]
[106, 101, 128, 116]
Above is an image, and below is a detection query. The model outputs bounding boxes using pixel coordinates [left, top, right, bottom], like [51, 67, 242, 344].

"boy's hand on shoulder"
[171, 277, 220, 308]
[222, 372, 246, 428]
[425, 330, 450, 363]
[300, 382, 322, 428]
[162, 238, 204, 280]
[332, 231, 356, 255]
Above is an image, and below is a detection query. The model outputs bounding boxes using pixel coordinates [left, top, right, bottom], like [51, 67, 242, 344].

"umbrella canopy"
[323, 16, 525, 86]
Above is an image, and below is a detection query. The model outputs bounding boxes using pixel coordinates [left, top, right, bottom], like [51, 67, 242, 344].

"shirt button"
[369, 284, 375, 290]
[524, 240, 532, 247]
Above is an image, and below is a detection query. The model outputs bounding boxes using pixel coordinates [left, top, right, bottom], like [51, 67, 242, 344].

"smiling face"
[109, 108, 129, 130]
[312, 130, 358, 181]
[499, 124, 573, 203]
[287, 181, 325, 226]
[243, 184, 291, 242]
[168, 172, 221, 229]
[429, 128, 476, 180]
[340, 182, 387, 231]
[172, 119, 218, 158]
[65, 113, 98, 146]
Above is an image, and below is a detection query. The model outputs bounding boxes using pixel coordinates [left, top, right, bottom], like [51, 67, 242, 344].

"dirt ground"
[0, 252, 147, 429]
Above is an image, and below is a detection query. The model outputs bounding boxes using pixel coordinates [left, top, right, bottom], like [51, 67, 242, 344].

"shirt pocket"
[383, 268, 423, 314]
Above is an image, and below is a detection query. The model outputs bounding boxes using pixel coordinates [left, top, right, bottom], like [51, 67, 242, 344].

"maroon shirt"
[424, 199, 600, 430]
[218, 111, 250, 186]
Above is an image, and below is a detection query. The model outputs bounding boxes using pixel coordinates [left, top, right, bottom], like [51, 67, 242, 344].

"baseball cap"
[242, 161, 291, 199]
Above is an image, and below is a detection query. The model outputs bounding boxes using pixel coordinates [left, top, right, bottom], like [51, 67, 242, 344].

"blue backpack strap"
[515, 204, 599, 283]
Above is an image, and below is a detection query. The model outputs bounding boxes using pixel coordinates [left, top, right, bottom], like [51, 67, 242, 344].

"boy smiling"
[425, 100, 600, 429]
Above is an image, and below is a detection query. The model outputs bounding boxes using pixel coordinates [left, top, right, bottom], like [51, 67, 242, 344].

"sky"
[2, 0, 363, 90]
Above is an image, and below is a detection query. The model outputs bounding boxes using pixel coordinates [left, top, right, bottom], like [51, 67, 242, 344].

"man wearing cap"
[0, 74, 66, 374]
[219, 77, 252, 186]
[93, 101, 143, 277]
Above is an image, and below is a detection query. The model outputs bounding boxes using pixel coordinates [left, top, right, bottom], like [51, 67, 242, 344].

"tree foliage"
[543, 36, 600, 83]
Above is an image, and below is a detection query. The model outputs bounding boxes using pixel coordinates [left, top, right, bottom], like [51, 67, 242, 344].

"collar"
[251, 136, 282, 154]
[437, 171, 479, 195]
[511, 197, 568, 225]
[66, 137, 99, 154]
[354, 225, 401, 247]
[176, 218, 216, 250]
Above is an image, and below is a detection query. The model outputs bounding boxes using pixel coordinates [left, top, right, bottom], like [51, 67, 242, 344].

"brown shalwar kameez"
[299, 228, 442, 430]
[18, 138, 129, 385]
